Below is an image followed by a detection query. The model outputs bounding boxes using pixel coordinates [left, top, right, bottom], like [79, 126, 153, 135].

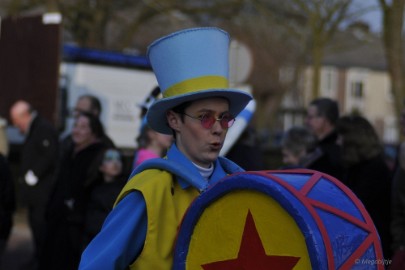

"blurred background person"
[133, 121, 172, 170]
[73, 94, 103, 118]
[0, 116, 9, 157]
[305, 97, 345, 181]
[0, 152, 15, 264]
[221, 99, 264, 171]
[390, 104, 405, 270]
[42, 112, 108, 270]
[281, 125, 321, 169]
[9, 100, 59, 269]
[225, 125, 264, 171]
[132, 86, 172, 170]
[336, 115, 392, 260]
[0, 115, 12, 262]
[60, 94, 114, 159]
[83, 148, 126, 246]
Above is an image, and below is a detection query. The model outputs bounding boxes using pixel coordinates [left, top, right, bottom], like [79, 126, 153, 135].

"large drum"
[173, 169, 384, 270]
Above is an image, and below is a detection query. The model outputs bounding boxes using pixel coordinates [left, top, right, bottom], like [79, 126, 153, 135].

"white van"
[60, 44, 157, 150]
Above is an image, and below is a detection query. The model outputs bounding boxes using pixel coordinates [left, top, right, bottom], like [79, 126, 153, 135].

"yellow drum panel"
[185, 189, 311, 269]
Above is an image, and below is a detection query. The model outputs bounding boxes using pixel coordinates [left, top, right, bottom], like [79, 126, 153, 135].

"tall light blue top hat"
[146, 27, 253, 134]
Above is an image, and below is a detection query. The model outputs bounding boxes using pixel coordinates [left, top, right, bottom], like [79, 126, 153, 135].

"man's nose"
[211, 119, 224, 134]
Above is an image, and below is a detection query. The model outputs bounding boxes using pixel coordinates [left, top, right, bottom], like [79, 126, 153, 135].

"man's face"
[11, 110, 30, 134]
[100, 149, 123, 181]
[168, 97, 230, 168]
[305, 105, 325, 139]
[73, 97, 93, 118]
[72, 115, 96, 147]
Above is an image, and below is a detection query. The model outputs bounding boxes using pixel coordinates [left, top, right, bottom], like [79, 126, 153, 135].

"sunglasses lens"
[222, 117, 235, 128]
[201, 114, 216, 129]
[221, 114, 235, 129]
[199, 113, 235, 129]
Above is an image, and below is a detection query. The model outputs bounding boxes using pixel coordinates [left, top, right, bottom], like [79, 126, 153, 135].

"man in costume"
[79, 27, 252, 269]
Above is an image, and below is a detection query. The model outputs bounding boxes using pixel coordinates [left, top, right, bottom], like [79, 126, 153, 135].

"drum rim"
[173, 170, 327, 269]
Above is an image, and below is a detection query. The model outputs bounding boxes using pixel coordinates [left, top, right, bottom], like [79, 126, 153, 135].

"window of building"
[351, 81, 364, 98]
[326, 71, 332, 92]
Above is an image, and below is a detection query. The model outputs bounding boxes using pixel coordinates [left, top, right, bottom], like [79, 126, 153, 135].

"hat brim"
[146, 89, 252, 134]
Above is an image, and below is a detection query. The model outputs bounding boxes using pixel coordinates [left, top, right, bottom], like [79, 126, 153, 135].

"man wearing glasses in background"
[305, 97, 344, 182]
[79, 27, 252, 269]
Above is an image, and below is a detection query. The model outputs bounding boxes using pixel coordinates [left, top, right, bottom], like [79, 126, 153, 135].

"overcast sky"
[352, 0, 382, 32]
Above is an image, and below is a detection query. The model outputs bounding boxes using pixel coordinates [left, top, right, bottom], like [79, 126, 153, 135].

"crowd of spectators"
[1, 95, 405, 269]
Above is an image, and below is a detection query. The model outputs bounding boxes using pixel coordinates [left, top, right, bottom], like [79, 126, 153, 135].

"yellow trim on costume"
[116, 169, 200, 270]
[163, 76, 228, 97]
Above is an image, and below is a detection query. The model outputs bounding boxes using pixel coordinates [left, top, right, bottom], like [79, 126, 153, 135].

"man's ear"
[166, 110, 181, 132]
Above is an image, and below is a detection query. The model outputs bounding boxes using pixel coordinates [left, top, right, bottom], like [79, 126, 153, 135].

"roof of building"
[322, 27, 387, 71]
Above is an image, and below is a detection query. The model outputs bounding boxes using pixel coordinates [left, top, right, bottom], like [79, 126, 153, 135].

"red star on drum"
[202, 211, 300, 270]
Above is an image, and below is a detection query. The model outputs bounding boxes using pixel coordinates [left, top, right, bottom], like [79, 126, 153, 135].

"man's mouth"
[210, 142, 222, 150]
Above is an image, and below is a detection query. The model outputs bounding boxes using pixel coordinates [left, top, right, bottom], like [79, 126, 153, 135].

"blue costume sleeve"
[79, 191, 147, 270]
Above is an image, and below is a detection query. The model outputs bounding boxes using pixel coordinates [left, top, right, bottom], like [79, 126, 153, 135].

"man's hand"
[25, 170, 38, 186]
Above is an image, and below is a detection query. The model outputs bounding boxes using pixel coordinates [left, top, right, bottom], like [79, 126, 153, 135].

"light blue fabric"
[79, 144, 243, 269]
[145, 27, 253, 135]
[147, 27, 229, 92]
[128, 145, 208, 192]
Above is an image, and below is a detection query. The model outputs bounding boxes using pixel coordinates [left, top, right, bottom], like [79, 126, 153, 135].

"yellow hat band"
[163, 76, 229, 98]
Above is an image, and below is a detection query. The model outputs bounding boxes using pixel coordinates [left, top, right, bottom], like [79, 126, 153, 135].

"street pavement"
[0, 208, 35, 270]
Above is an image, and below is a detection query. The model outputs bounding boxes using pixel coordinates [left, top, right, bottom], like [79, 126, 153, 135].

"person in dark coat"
[337, 115, 392, 260]
[9, 100, 59, 266]
[390, 105, 405, 270]
[305, 97, 345, 181]
[83, 148, 126, 246]
[0, 153, 15, 261]
[41, 112, 108, 270]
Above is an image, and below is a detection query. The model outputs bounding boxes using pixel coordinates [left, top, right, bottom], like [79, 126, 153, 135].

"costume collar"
[167, 144, 227, 189]
[192, 162, 214, 180]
